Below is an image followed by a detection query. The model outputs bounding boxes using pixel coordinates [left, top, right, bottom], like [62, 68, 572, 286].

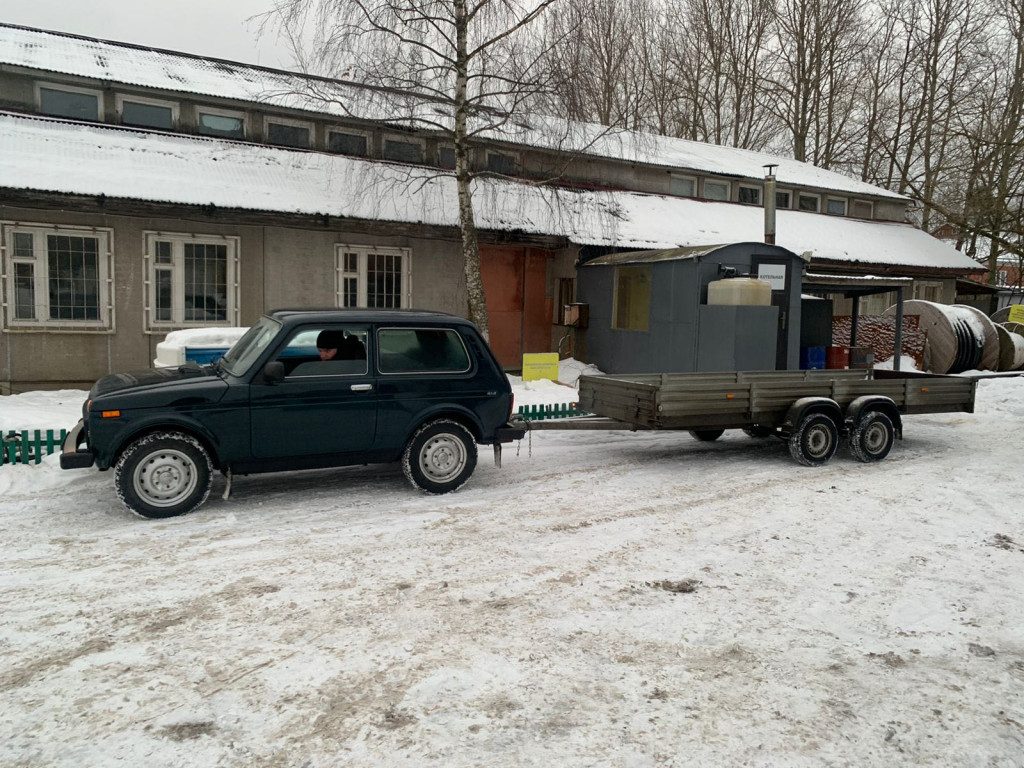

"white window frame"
[115, 93, 179, 129]
[738, 184, 762, 205]
[669, 174, 697, 197]
[775, 189, 793, 209]
[1, 222, 114, 332]
[35, 81, 105, 120]
[850, 199, 874, 219]
[335, 245, 412, 309]
[143, 232, 240, 331]
[703, 179, 731, 201]
[826, 197, 848, 216]
[263, 115, 314, 148]
[196, 105, 247, 139]
[797, 192, 821, 212]
[382, 135, 425, 164]
[327, 127, 371, 156]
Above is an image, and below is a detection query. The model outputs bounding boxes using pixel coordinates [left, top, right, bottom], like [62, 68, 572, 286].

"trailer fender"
[781, 397, 843, 436]
[845, 396, 903, 439]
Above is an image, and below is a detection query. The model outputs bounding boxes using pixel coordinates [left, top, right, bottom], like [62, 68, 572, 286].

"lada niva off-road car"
[61, 310, 524, 518]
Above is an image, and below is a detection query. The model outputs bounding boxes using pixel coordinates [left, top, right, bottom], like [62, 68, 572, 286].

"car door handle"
[350, 384, 374, 392]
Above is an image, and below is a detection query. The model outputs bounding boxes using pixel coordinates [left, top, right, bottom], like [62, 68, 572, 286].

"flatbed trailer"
[524, 369, 978, 466]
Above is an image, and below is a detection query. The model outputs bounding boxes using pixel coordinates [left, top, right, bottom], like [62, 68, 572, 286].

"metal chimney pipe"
[763, 164, 777, 245]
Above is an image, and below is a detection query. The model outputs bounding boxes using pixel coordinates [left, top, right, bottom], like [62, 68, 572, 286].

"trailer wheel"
[688, 429, 725, 442]
[788, 413, 839, 467]
[743, 425, 775, 439]
[849, 410, 895, 463]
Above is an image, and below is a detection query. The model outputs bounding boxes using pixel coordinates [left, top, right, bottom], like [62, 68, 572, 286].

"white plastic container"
[707, 278, 772, 306]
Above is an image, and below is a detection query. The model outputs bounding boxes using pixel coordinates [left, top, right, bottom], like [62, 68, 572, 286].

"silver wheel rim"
[863, 422, 888, 454]
[806, 425, 833, 458]
[133, 449, 198, 508]
[419, 433, 467, 484]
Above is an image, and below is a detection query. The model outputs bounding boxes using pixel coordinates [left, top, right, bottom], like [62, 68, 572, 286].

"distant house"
[0, 23, 983, 390]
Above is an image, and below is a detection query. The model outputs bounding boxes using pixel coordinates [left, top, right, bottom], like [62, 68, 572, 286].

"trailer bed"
[578, 369, 976, 432]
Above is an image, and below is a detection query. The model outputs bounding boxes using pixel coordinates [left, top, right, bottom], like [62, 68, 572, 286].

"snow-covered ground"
[2, 372, 1023, 767]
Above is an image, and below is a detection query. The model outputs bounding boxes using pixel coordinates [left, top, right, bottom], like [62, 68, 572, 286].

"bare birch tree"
[268, 0, 559, 338]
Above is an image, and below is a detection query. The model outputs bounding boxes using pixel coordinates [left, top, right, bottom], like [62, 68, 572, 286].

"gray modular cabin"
[577, 243, 807, 374]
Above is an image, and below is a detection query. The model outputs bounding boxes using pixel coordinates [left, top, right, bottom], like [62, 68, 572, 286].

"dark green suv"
[61, 310, 524, 518]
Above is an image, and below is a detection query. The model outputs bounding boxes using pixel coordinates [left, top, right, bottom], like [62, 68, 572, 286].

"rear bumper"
[60, 420, 95, 470]
[494, 423, 526, 443]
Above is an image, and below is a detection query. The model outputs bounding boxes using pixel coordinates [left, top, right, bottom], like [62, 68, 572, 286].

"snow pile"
[874, 355, 922, 371]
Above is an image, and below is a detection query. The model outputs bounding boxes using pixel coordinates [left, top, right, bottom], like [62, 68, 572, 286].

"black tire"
[402, 419, 478, 494]
[114, 432, 213, 519]
[849, 410, 895, 463]
[688, 429, 725, 442]
[788, 413, 839, 467]
[743, 425, 775, 439]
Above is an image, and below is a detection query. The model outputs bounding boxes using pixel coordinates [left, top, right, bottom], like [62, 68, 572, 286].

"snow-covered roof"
[0, 113, 980, 273]
[0, 23, 906, 201]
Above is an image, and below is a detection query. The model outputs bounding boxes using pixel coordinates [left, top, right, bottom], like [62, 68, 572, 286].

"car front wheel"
[114, 431, 213, 519]
[403, 419, 478, 494]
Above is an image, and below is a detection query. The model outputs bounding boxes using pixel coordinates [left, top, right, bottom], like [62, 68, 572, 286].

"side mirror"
[262, 361, 285, 384]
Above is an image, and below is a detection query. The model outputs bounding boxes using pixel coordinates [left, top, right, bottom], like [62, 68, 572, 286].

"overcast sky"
[3, 0, 296, 68]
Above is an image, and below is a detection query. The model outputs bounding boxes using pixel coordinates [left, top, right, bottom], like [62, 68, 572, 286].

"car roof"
[267, 308, 474, 327]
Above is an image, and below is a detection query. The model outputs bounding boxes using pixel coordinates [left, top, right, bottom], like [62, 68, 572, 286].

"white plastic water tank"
[707, 278, 772, 306]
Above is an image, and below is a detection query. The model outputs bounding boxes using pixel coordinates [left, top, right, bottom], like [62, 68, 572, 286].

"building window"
[776, 190, 792, 209]
[703, 180, 730, 201]
[670, 175, 697, 197]
[383, 138, 423, 164]
[335, 245, 412, 309]
[36, 83, 103, 121]
[144, 233, 239, 328]
[197, 108, 245, 139]
[266, 118, 312, 149]
[486, 151, 518, 175]
[851, 199, 873, 219]
[826, 197, 848, 216]
[2, 223, 112, 329]
[797, 193, 820, 212]
[913, 281, 943, 303]
[117, 95, 177, 130]
[438, 146, 456, 169]
[738, 185, 761, 205]
[328, 130, 369, 156]
[996, 270, 1008, 287]
[859, 291, 895, 315]
[612, 265, 651, 332]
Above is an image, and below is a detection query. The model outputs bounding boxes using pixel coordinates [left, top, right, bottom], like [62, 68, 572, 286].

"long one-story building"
[0, 23, 983, 390]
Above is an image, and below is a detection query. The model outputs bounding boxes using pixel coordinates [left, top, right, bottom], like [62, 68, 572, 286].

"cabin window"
[197, 108, 245, 139]
[335, 245, 412, 309]
[2, 223, 113, 329]
[612, 265, 651, 332]
[486, 151, 519, 175]
[438, 146, 456, 169]
[703, 180, 730, 201]
[266, 118, 312, 149]
[117, 95, 177, 129]
[329, 130, 369, 156]
[383, 138, 423, 164]
[144, 233, 239, 328]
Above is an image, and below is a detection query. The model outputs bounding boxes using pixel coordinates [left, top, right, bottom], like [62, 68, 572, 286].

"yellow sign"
[522, 353, 560, 382]
[1009, 305, 1024, 323]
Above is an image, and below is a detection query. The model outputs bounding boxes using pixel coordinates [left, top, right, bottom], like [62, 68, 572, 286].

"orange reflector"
[920, 387, 928, 392]
[101, 410, 121, 418]
[726, 394, 734, 399]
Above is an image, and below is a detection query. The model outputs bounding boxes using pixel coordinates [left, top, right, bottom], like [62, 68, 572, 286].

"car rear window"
[377, 328, 470, 374]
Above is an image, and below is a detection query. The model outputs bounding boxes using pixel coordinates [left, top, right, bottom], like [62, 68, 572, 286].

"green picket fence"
[516, 402, 589, 421]
[2, 429, 68, 466]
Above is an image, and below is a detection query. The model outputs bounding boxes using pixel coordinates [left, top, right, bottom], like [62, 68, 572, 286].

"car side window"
[278, 327, 368, 377]
[377, 328, 470, 374]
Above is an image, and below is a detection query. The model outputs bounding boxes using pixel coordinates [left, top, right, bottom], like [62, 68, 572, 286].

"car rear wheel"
[403, 419, 477, 494]
[114, 432, 213, 519]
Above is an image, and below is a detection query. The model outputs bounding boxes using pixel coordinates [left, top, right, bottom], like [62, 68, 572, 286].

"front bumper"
[60, 419, 95, 470]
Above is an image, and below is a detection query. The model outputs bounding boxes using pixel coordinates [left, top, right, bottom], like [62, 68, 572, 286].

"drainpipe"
[764, 164, 777, 245]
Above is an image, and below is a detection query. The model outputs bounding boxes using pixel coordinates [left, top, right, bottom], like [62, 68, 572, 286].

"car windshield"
[219, 317, 281, 376]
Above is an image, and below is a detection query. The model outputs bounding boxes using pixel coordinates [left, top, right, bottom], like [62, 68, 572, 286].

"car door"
[249, 325, 377, 458]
